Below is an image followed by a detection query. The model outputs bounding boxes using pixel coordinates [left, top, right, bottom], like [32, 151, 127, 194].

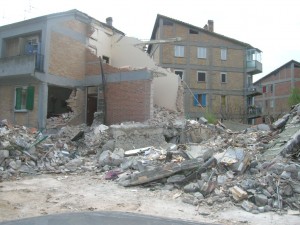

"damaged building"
[0, 9, 183, 129]
[147, 15, 263, 124]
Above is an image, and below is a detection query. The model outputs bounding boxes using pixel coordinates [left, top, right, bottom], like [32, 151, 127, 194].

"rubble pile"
[0, 104, 300, 215]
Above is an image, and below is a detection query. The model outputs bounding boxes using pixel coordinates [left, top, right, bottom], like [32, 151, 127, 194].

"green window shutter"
[26, 86, 34, 110]
[15, 88, 22, 110]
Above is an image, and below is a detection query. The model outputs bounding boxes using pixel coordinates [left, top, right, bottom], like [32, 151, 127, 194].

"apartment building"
[147, 14, 263, 123]
[0, 10, 182, 129]
[254, 60, 300, 124]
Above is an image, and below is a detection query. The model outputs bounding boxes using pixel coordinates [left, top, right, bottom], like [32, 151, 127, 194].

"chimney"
[208, 20, 214, 32]
[106, 17, 113, 26]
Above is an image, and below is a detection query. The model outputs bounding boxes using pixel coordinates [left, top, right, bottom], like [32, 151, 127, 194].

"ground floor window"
[193, 93, 206, 107]
[15, 86, 34, 111]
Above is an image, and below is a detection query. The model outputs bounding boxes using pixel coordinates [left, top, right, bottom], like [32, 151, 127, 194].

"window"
[174, 45, 184, 57]
[174, 70, 184, 80]
[262, 86, 267, 93]
[270, 84, 273, 93]
[102, 56, 109, 64]
[189, 29, 198, 34]
[15, 86, 34, 111]
[221, 73, 227, 83]
[270, 100, 274, 108]
[163, 19, 173, 26]
[193, 94, 206, 107]
[24, 38, 39, 55]
[197, 47, 207, 59]
[197, 71, 206, 82]
[221, 95, 226, 107]
[221, 48, 227, 60]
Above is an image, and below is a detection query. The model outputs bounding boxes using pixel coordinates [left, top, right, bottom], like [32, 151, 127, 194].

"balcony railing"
[246, 60, 262, 75]
[246, 85, 262, 96]
[247, 105, 262, 119]
[0, 53, 44, 77]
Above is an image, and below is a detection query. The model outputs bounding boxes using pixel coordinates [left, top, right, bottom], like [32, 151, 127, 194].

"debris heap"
[0, 105, 300, 215]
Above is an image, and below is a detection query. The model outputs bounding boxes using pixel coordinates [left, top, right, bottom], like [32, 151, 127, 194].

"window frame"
[221, 48, 227, 60]
[14, 86, 35, 112]
[193, 93, 207, 107]
[174, 45, 184, 57]
[174, 69, 184, 80]
[197, 47, 207, 59]
[197, 71, 206, 82]
[221, 72, 227, 83]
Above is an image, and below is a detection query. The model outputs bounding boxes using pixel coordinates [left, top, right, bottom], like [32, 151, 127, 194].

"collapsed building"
[0, 9, 183, 129]
[0, 103, 300, 215]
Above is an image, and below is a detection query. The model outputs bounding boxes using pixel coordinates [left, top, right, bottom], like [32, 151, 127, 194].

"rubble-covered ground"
[0, 105, 300, 224]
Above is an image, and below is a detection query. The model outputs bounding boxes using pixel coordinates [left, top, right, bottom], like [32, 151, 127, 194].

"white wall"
[111, 35, 180, 111]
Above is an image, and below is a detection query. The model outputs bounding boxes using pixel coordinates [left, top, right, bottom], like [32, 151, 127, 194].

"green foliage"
[288, 88, 300, 107]
[204, 110, 217, 124]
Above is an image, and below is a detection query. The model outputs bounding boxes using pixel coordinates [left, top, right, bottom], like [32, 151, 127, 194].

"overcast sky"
[0, 0, 299, 81]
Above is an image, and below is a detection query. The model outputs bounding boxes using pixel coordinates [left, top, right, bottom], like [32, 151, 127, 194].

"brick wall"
[105, 79, 152, 125]
[0, 84, 39, 127]
[48, 31, 86, 79]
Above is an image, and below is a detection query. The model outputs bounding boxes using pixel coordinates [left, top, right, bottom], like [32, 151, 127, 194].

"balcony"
[0, 54, 44, 78]
[247, 105, 262, 119]
[246, 60, 262, 75]
[246, 85, 262, 96]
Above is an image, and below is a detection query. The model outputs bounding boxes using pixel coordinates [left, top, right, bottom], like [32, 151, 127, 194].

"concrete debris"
[0, 104, 300, 215]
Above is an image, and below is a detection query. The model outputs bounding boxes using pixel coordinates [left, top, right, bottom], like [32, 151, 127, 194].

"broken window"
[221, 73, 227, 83]
[174, 45, 184, 57]
[197, 47, 207, 59]
[15, 86, 34, 111]
[174, 70, 184, 80]
[221, 48, 227, 60]
[197, 71, 206, 82]
[193, 94, 206, 107]
[102, 56, 110, 64]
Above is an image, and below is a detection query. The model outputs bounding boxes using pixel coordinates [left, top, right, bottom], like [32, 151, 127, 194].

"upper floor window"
[197, 47, 207, 59]
[221, 73, 227, 83]
[25, 38, 39, 55]
[197, 71, 206, 82]
[15, 86, 35, 111]
[174, 70, 184, 80]
[174, 45, 184, 57]
[221, 48, 227, 60]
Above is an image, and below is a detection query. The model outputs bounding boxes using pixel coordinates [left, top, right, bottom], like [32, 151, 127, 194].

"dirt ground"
[0, 173, 299, 225]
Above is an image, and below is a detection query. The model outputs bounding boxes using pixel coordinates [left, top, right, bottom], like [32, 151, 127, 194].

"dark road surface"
[0, 211, 219, 225]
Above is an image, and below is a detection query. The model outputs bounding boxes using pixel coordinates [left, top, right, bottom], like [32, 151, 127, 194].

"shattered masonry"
[0, 104, 300, 215]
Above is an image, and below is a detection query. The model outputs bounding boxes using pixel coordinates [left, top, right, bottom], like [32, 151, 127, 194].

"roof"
[147, 14, 259, 54]
[0, 9, 125, 35]
[254, 60, 300, 84]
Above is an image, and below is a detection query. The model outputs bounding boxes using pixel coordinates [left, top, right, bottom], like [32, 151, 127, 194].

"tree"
[288, 88, 300, 106]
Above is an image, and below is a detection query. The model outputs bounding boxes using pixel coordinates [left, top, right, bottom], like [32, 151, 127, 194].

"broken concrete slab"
[118, 157, 204, 187]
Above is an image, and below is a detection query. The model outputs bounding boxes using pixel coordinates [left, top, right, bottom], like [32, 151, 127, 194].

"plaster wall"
[111, 35, 181, 111]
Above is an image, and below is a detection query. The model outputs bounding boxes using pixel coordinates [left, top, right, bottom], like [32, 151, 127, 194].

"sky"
[0, 0, 299, 81]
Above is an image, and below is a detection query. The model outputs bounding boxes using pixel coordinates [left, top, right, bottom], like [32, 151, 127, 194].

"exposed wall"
[106, 79, 152, 125]
[48, 31, 86, 79]
[111, 35, 181, 111]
